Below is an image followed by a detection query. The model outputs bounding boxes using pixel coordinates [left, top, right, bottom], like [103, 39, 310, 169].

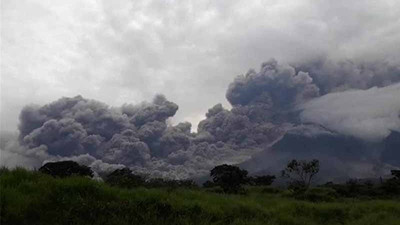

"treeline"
[37, 159, 400, 200]
[37, 161, 276, 192]
[321, 171, 400, 198]
[38, 161, 197, 189]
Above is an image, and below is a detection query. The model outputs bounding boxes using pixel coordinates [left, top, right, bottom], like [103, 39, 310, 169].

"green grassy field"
[1, 168, 400, 225]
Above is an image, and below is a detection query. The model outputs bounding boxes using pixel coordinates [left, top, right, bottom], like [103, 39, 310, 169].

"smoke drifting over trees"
[1, 58, 400, 180]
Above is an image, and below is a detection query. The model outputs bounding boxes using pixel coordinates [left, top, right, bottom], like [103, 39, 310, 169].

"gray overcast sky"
[1, 0, 400, 132]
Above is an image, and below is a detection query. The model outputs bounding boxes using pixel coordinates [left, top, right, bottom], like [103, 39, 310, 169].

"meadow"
[1, 168, 400, 225]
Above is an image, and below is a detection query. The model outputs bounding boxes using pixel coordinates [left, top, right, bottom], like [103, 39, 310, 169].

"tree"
[281, 159, 319, 190]
[210, 164, 248, 193]
[39, 161, 93, 178]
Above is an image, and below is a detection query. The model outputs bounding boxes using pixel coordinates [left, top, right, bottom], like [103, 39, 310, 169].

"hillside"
[240, 125, 392, 182]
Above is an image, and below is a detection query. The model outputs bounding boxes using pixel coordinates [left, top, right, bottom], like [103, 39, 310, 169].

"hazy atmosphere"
[1, 0, 400, 180]
[2, 1, 400, 225]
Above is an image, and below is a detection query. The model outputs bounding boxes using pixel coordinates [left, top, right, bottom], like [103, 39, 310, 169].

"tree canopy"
[210, 164, 248, 193]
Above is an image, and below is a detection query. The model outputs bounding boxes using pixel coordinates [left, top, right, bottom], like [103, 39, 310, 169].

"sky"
[2, 0, 400, 133]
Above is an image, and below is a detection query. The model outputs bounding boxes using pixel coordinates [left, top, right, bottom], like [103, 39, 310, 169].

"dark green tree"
[210, 164, 248, 193]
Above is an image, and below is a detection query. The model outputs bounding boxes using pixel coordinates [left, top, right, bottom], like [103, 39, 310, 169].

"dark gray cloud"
[295, 59, 400, 94]
[226, 59, 319, 108]
[2, 57, 400, 179]
[1, 0, 400, 180]
[17, 94, 182, 159]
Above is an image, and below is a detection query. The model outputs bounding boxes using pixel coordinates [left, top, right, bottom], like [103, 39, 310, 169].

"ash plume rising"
[226, 59, 320, 108]
[2, 57, 400, 180]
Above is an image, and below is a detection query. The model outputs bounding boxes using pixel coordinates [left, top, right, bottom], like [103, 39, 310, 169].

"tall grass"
[1, 168, 400, 225]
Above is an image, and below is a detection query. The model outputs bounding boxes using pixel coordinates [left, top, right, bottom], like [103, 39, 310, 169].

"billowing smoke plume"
[228, 58, 400, 180]
[226, 59, 320, 108]
[296, 59, 400, 94]
[11, 93, 276, 179]
[2, 58, 400, 180]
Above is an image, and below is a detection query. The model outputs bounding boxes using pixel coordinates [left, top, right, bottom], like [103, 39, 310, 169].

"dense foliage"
[210, 164, 249, 193]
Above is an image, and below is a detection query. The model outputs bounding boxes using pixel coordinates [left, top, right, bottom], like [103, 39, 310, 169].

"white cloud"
[301, 83, 400, 141]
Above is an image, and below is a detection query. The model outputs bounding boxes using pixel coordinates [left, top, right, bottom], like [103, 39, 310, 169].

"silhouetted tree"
[39, 161, 93, 178]
[210, 164, 248, 193]
[281, 159, 319, 190]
